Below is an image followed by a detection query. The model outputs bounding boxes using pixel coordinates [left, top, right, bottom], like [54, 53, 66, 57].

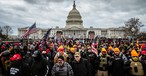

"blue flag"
[93, 35, 99, 43]
[42, 28, 52, 40]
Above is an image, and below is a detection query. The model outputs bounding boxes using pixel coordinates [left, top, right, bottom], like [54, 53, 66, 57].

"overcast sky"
[0, 0, 146, 35]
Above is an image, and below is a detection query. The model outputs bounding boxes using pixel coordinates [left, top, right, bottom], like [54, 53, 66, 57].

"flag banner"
[23, 22, 37, 38]
[62, 35, 66, 41]
[91, 35, 99, 55]
[42, 28, 52, 40]
[93, 35, 99, 43]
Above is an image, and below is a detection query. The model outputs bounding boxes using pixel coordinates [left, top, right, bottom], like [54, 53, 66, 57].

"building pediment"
[65, 26, 83, 30]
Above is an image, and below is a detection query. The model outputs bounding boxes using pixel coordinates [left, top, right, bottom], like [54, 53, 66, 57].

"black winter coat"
[85, 52, 98, 76]
[111, 56, 124, 76]
[141, 60, 146, 76]
[8, 60, 31, 76]
[31, 59, 49, 76]
[71, 58, 91, 76]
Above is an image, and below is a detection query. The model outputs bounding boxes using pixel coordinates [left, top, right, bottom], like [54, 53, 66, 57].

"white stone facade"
[18, 27, 126, 39]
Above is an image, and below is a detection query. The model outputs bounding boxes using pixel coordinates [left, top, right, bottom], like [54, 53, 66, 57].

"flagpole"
[83, 34, 84, 43]
[28, 34, 29, 44]
[34, 33, 35, 40]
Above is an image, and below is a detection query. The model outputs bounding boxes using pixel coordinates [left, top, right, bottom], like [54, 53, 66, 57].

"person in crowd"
[0, 50, 11, 76]
[54, 46, 68, 64]
[71, 52, 91, 76]
[140, 43, 146, 61]
[125, 50, 131, 61]
[47, 43, 57, 76]
[31, 50, 49, 76]
[111, 48, 125, 76]
[23, 50, 33, 67]
[47, 43, 57, 61]
[51, 55, 74, 76]
[85, 46, 98, 76]
[107, 46, 114, 57]
[107, 46, 114, 76]
[140, 51, 146, 61]
[67, 47, 76, 64]
[80, 46, 87, 58]
[128, 49, 144, 76]
[140, 51, 146, 76]
[8, 54, 31, 76]
[97, 48, 110, 76]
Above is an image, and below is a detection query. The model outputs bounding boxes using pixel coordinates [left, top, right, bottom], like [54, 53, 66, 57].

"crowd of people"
[0, 38, 146, 76]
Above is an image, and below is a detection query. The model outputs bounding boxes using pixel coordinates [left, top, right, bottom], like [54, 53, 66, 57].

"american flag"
[23, 22, 37, 38]
[91, 35, 98, 55]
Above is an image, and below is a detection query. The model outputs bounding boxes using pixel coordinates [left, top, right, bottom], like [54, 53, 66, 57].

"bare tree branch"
[2, 25, 13, 38]
[124, 18, 144, 36]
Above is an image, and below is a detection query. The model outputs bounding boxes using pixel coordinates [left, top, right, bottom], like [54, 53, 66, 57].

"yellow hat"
[67, 47, 70, 50]
[114, 48, 120, 52]
[101, 48, 106, 52]
[70, 48, 75, 53]
[87, 45, 91, 49]
[74, 52, 80, 56]
[73, 45, 77, 48]
[57, 45, 64, 52]
[108, 46, 113, 50]
[131, 49, 138, 57]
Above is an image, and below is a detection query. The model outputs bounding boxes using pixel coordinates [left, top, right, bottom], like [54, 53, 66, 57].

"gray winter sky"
[0, 0, 146, 35]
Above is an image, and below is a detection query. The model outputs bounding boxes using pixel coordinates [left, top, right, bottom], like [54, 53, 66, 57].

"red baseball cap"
[10, 54, 22, 61]
[49, 43, 53, 47]
[141, 51, 146, 55]
[57, 46, 64, 52]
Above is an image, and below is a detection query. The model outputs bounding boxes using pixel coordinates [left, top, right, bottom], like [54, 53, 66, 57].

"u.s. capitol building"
[18, 1, 126, 39]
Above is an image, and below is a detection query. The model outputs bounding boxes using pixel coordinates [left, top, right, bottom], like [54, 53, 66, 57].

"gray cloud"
[12, 6, 27, 12]
[24, 0, 38, 4]
[24, 0, 65, 4]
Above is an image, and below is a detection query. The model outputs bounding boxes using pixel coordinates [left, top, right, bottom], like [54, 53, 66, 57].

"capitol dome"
[66, 1, 83, 28]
